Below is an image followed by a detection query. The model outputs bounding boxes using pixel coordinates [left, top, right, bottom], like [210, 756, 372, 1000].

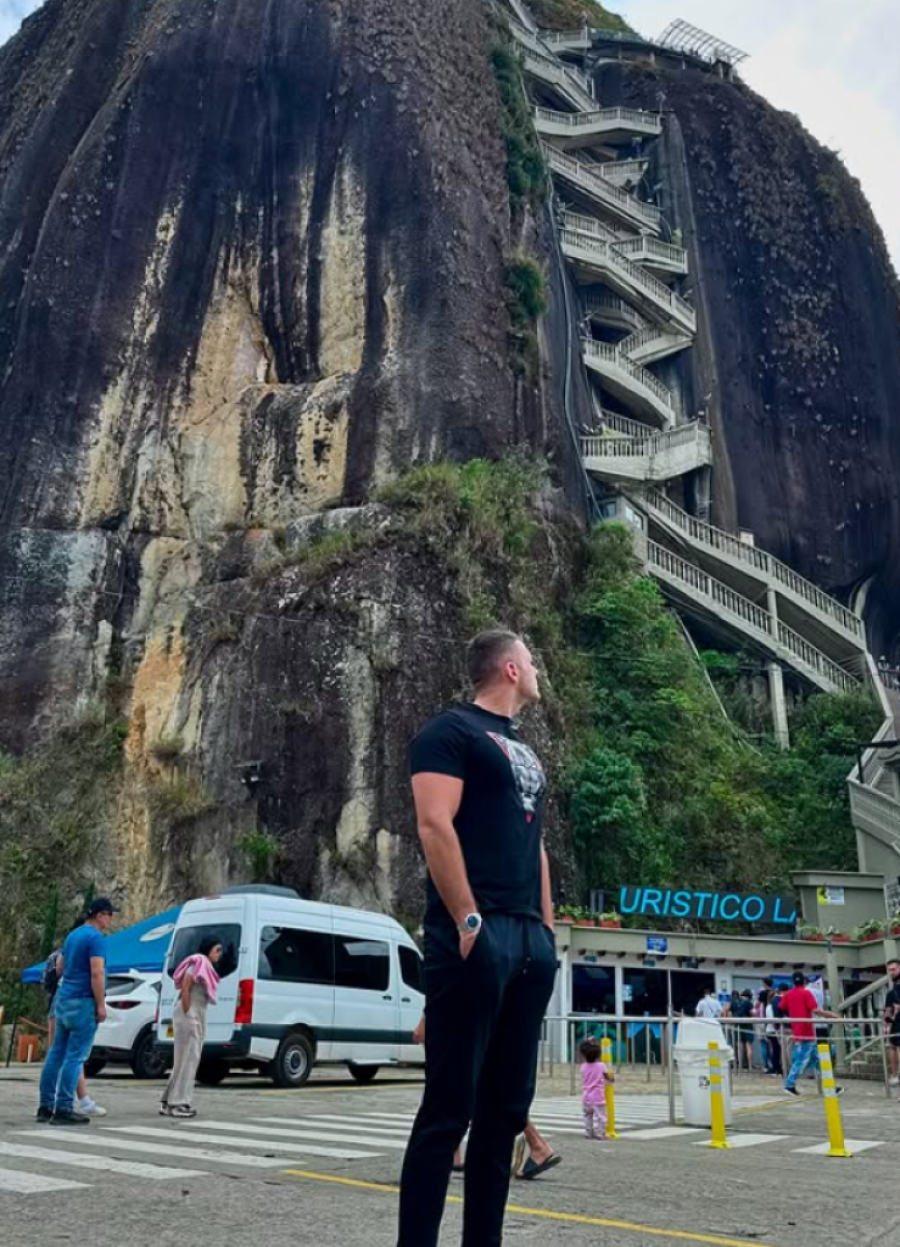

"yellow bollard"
[708, 1042, 730, 1149]
[601, 1037, 619, 1139]
[817, 1043, 852, 1158]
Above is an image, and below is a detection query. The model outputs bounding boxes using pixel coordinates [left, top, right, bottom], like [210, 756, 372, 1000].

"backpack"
[771, 991, 786, 1019]
[41, 951, 61, 1000]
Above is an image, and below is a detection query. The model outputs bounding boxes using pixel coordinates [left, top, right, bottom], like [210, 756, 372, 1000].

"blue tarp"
[20, 907, 182, 984]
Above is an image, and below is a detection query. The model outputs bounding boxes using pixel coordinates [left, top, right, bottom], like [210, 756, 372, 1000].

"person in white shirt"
[696, 987, 722, 1019]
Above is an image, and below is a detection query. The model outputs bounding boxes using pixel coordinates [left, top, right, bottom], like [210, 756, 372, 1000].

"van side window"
[258, 926, 333, 985]
[399, 947, 423, 994]
[334, 936, 389, 992]
[167, 925, 242, 979]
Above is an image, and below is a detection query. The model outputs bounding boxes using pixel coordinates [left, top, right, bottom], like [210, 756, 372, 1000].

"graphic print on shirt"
[487, 733, 546, 819]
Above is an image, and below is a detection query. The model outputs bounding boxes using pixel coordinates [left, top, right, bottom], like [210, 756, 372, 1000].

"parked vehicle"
[156, 886, 425, 1088]
[86, 971, 169, 1079]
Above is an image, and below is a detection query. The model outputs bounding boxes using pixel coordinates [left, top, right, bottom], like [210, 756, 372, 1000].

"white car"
[85, 971, 170, 1080]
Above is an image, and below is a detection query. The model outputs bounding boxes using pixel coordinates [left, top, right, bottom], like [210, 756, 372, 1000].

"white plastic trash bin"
[674, 1017, 734, 1127]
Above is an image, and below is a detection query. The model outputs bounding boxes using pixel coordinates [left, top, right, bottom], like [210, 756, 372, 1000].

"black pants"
[766, 1035, 782, 1075]
[397, 913, 557, 1247]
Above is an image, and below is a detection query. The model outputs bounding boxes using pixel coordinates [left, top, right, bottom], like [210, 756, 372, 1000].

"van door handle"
[401, 997, 411, 1003]
[383, 995, 393, 1001]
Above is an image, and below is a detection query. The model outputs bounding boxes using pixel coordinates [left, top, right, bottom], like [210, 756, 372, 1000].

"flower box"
[891, 925, 900, 937]
[864, 931, 884, 943]
[600, 920, 622, 929]
[557, 916, 574, 925]
[831, 935, 850, 944]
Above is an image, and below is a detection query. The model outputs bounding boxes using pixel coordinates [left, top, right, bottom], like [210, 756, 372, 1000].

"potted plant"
[798, 923, 824, 942]
[573, 907, 596, 927]
[855, 918, 887, 943]
[890, 913, 900, 937]
[598, 910, 622, 929]
[824, 926, 851, 944]
[555, 904, 579, 925]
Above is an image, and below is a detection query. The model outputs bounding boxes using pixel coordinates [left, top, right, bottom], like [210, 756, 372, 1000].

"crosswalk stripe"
[694, 1133, 788, 1150]
[0, 1142, 206, 1180]
[0, 1168, 88, 1194]
[624, 1127, 705, 1141]
[17, 1130, 287, 1168]
[106, 1125, 383, 1160]
[288, 1116, 413, 1136]
[793, 1139, 885, 1156]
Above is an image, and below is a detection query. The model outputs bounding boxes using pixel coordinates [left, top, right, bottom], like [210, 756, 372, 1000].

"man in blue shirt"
[37, 897, 117, 1124]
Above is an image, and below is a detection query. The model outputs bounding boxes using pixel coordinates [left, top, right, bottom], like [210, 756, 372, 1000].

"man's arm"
[89, 956, 107, 1023]
[412, 773, 478, 958]
[540, 845, 553, 930]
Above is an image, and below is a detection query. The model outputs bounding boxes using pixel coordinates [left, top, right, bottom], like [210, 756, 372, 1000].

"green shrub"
[150, 735, 185, 763]
[527, 0, 634, 33]
[490, 45, 547, 215]
[237, 829, 280, 883]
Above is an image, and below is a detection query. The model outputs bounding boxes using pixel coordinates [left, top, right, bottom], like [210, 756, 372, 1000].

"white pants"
[164, 987, 208, 1108]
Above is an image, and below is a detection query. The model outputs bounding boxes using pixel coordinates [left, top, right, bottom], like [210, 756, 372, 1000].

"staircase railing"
[580, 338, 675, 415]
[560, 227, 696, 330]
[547, 146, 663, 231]
[613, 235, 689, 272]
[560, 208, 622, 243]
[646, 541, 860, 693]
[619, 326, 694, 363]
[596, 408, 654, 437]
[518, 49, 596, 112]
[535, 104, 662, 136]
[644, 489, 866, 644]
[582, 292, 647, 333]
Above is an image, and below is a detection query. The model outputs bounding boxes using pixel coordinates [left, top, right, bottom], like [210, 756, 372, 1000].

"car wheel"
[348, 1064, 379, 1085]
[84, 1057, 106, 1078]
[130, 1028, 169, 1080]
[196, 1058, 229, 1086]
[271, 1032, 314, 1088]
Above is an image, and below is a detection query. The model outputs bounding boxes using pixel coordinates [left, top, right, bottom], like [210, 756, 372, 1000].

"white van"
[156, 886, 425, 1087]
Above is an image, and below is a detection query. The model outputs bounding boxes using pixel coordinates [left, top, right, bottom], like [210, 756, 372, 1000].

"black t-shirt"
[886, 982, 900, 1033]
[410, 703, 547, 930]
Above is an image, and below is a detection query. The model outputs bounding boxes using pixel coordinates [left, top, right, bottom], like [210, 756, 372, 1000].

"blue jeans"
[784, 1039, 818, 1090]
[39, 997, 98, 1113]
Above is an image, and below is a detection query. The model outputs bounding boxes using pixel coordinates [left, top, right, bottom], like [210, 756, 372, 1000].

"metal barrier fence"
[538, 1014, 893, 1125]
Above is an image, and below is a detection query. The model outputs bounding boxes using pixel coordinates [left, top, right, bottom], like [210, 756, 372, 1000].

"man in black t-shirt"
[884, 959, 900, 1092]
[396, 629, 558, 1247]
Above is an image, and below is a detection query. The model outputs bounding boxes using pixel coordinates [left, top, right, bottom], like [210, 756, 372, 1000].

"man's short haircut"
[467, 629, 521, 689]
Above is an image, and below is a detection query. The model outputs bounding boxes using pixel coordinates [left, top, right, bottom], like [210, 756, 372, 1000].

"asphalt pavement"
[2, 1065, 899, 1247]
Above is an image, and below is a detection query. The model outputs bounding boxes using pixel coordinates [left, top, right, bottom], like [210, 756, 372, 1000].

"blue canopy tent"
[20, 906, 182, 983]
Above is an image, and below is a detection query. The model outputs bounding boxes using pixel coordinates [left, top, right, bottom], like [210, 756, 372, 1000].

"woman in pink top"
[579, 1038, 615, 1139]
[160, 935, 222, 1119]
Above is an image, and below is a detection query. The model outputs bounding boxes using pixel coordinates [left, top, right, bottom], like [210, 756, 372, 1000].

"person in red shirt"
[782, 971, 842, 1096]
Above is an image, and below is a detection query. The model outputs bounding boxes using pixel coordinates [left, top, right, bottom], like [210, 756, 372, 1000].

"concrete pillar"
[765, 588, 790, 748]
[614, 964, 624, 1017]
[768, 662, 790, 749]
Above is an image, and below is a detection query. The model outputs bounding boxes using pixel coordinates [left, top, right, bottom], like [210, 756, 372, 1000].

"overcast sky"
[1, 0, 898, 266]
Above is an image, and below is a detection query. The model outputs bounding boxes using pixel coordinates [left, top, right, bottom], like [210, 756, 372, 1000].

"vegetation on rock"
[489, 44, 547, 216]
[527, 0, 634, 34]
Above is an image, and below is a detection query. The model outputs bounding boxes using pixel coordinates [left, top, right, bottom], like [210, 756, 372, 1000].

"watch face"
[467, 915, 481, 931]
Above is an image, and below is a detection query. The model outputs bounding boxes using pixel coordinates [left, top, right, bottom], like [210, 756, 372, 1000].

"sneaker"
[169, 1105, 197, 1119]
[834, 1086, 844, 1097]
[159, 1102, 170, 1116]
[783, 1086, 800, 1097]
[889, 1075, 899, 1087]
[77, 1097, 107, 1118]
[35, 1106, 53, 1123]
[49, 1109, 91, 1126]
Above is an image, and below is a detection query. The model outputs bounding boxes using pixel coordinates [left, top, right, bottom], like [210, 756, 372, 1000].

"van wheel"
[348, 1064, 379, 1085]
[196, 1058, 228, 1086]
[130, 1029, 168, 1080]
[84, 1057, 106, 1078]
[271, 1032, 314, 1088]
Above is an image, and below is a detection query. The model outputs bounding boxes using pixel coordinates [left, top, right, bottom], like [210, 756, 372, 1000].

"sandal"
[516, 1153, 562, 1180]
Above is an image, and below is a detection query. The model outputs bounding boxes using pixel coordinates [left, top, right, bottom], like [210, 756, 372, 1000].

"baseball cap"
[792, 970, 805, 985]
[87, 897, 119, 917]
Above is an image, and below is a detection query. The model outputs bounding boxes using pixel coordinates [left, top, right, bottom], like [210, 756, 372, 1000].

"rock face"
[598, 60, 900, 652]
[0, 0, 586, 919]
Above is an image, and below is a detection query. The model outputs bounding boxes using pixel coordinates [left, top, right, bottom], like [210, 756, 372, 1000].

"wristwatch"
[458, 913, 483, 936]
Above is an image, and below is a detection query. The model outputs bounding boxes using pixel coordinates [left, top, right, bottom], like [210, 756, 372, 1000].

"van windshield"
[167, 924, 242, 979]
